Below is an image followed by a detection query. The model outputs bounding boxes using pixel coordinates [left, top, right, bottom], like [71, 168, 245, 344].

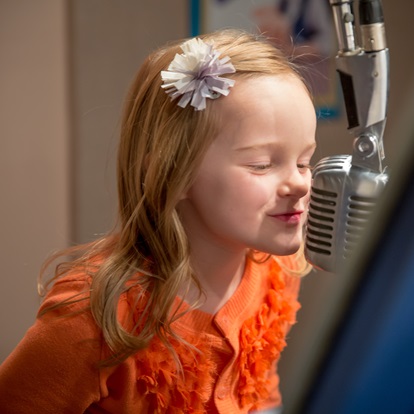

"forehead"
[215, 74, 310, 114]
[211, 75, 316, 148]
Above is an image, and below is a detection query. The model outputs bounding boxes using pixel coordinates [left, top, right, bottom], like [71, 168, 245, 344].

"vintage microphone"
[304, 0, 389, 273]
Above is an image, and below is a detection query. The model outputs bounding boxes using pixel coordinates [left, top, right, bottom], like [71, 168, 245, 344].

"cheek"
[190, 170, 273, 216]
[241, 176, 275, 206]
[219, 170, 274, 203]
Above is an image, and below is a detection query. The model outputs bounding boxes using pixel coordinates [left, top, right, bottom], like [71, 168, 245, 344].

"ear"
[178, 187, 190, 201]
[178, 178, 194, 202]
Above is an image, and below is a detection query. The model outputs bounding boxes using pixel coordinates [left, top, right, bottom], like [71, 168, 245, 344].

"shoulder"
[36, 269, 100, 348]
[39, 268, 92, 316]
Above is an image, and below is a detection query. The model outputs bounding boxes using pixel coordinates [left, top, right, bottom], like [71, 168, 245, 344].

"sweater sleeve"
[0, 277, 103, 413]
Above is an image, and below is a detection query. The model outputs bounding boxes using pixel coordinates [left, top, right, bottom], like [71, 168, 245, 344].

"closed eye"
[251, 164, 272, 171]
[249, 163, 273, 172]
[297, 163, 313, 172]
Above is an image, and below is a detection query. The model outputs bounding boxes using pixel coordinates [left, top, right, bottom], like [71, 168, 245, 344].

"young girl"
[0, 29, 316, 413]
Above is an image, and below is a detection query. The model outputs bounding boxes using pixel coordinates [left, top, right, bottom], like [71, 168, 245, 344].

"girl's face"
[178, 75, 316, 257]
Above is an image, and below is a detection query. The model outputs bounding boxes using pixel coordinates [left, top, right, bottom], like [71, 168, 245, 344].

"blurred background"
[1, 0, 414, 410]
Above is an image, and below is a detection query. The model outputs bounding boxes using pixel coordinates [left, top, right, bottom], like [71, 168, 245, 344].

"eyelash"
[250, 163, 314, 172]
[251, 164, 272, 171]
[297, 163, 314, 171]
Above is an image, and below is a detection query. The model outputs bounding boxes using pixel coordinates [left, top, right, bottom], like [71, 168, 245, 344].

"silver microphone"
[305, 0, 389, 272]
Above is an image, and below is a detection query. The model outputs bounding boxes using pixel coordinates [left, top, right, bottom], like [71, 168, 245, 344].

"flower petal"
[161, 37, 235, 110]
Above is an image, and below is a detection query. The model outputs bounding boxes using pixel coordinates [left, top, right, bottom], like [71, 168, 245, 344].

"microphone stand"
[304, 0, 389, 273]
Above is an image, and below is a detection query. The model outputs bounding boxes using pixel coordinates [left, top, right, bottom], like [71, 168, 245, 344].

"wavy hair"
[39, 29, 312, 364]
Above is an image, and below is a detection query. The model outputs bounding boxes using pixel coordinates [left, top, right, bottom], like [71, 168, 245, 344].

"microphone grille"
[306, 187, 337, 257]
[305, 155, 349, 260]
[344, 195, 376, 258]
[305, 154, 388, 272]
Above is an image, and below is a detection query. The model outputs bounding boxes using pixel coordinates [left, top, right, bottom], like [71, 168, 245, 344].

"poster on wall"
[190, 0, 340, 118]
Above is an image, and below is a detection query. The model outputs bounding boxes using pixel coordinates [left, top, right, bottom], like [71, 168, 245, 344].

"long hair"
[39, 29, 311, 364]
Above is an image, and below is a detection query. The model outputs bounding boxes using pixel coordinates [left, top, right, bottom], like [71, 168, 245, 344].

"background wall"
[1, 0, 70, 360]
[1, 1, 414, 409]
[0, 0, 187, 361]
[69, 0, 187, 243]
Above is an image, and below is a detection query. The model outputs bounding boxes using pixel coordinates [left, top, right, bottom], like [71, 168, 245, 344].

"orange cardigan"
[0, 256, 301, 413]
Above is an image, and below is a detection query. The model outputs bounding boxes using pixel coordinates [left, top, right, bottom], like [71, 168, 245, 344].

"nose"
[277, 168, 311, 199]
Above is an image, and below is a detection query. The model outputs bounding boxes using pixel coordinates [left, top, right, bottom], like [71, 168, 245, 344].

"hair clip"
[161, 38, 236, 111]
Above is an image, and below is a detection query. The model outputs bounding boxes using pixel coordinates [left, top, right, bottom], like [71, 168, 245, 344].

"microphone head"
[305, 155, 388, 273]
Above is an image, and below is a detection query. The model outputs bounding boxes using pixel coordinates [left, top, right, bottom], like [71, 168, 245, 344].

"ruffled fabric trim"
[237, 261, 300, 410]
[134, 334, 215, 413]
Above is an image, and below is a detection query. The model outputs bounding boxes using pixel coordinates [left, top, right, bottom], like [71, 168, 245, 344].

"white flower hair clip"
[161, 38, 236, 111]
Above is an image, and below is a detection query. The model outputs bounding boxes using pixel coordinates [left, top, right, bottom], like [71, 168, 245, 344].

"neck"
[176, 199, 249, 314]
[186, 238, 248, 314]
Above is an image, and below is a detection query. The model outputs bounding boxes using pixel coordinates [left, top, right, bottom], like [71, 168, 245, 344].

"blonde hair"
[39, 29, 311, 364]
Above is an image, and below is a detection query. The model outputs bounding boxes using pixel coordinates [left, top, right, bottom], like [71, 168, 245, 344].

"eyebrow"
[234, 142, 317, 152]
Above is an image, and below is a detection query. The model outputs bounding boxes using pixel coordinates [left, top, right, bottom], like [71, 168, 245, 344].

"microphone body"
[306, 155, 388, 272]
[305, 0, 389, 272]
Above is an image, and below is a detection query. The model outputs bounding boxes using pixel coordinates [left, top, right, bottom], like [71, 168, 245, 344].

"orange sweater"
[0, 256, 301, 413]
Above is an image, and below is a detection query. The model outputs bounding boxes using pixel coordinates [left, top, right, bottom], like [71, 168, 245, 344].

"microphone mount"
[331, 0, 389, 174]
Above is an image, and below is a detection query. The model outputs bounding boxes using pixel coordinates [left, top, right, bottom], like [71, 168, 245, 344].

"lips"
[271, 211, 304, 224]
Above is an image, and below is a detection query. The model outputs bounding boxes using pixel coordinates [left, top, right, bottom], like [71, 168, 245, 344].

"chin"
[276, 245, 301, 256]
[259, 241, 302, 257]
